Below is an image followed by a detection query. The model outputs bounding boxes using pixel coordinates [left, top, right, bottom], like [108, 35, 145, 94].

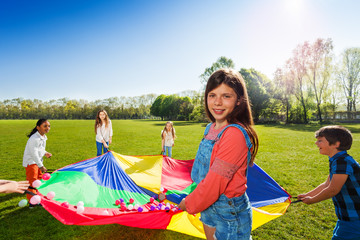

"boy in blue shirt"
[298, 125, 360, 240]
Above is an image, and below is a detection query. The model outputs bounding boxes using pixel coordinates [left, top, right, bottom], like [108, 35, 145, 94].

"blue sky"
[1, 0, 359, 101]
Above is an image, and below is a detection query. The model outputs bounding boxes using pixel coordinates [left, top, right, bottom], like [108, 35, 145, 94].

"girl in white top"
[23, 119, 52, 202]
[161, 121, 176, 158]
[95, 109, 113, 156]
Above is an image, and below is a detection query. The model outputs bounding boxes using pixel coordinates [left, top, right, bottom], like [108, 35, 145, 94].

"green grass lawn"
[1, 120, 360, 240]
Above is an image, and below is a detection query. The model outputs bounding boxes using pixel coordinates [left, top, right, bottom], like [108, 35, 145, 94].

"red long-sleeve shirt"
[185, 124, 248, 214]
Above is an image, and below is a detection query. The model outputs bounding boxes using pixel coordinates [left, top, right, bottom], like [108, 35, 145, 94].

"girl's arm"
[184, 128, 247, 214]
[0, 180, 30, 194]
[109, 120, 113, 144]
[28, 137, 45, 168]
[161, 132, 165, 151]
[96, 126, 108, 147]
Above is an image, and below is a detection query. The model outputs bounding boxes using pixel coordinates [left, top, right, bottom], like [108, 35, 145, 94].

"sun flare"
[284, 0, 304, 14]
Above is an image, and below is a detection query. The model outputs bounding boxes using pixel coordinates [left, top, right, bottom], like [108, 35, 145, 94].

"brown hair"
[95, 109, 110, 133]
[161, 121, 176, 139]
[204, 69, 258, 164]
[315, 125, 352, 151]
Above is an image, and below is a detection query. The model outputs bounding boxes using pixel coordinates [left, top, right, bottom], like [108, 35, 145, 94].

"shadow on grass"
[0, 193, 22, 202]
[259, 123, 360, 133]
[150, 121, 208, 127]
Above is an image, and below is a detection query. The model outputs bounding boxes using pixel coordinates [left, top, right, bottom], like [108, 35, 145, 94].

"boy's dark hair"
[315, 125, 353, 151]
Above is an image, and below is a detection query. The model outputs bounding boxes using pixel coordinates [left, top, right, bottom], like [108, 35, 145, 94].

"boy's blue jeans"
[163, 146, 172, 158]
[96, 141, 109, 156]
[332, 220, 360, 240]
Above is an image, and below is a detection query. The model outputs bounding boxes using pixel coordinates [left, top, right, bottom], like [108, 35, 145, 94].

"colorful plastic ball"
[134, 204, 139, 210]
[158, 193, 166, 201]
[61, 202, 69, 208]
[150, 205, 156, 211]
[30, 195, 41, 205]
[32, 180, 42, 188]
[42, 173, 51, 181]
[127, 204, 134, 210]
[76, 205, 85, 214]
[115, 199, 121, 205]
[119, 198, 124, 203]
[149, 197, 154, 203]
[160, 187, 164, 192]
[120, 205, 127, 211]
[102, 210, 109, 215]
[137, 207, 143, 212]
[165, 207, 170, 210]
[129, 198, 134, 204]
[18, 199, 28, 207]
[77, 201, 84, 207]
[161, 205, 166, 210]
[46, 191, 55, 200]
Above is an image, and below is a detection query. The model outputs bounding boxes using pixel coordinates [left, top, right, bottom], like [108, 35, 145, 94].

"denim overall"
[191, 123, 253, 240]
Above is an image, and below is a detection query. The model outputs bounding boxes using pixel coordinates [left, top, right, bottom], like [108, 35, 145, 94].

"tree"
[307, 38, 333, 123]
[150, 94, 166, 120]
[336, 48, 360, 118]
[286, 42, 312, 123]
[199, 56, 235, 86]
[178, 96, 194, 120]
[273, 68, 295, 123]
[240, 68, 272, 122]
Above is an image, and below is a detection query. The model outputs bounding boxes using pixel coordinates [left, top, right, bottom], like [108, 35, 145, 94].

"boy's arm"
[298, 175, 330, 199]
[301, 174, 348, 204]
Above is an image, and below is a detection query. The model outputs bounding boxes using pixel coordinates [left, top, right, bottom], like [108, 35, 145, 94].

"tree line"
[1, 38, 359, 123]
[0, 95, 158, 120]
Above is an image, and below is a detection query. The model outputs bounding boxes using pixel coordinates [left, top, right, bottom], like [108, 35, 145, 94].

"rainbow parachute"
[37, 151, 291, 239]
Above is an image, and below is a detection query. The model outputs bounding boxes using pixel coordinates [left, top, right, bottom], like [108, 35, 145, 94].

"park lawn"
[1, 120, 360, 240]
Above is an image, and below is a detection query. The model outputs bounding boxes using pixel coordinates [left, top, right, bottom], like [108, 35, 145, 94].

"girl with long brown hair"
[95, 109, 113, 156]
[179, 69, 258, 240]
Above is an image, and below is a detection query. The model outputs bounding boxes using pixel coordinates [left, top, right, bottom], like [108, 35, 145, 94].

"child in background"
[161, 121, 176, 157]
[23, 119, 52, 205]
[178, 69, 259, 240]
[298, 126, 360, 240]
[95, 109, 113, 156]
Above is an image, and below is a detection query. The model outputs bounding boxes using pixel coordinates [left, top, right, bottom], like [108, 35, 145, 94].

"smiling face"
[98, 111, 107, 123]
[207, 83, 239, 129]
[165, 123, 172, 131]
[315, 136, 340, 157]
[36, 121, 51, 136]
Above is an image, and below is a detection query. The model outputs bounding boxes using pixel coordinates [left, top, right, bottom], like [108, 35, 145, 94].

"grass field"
[1, 120, 360, 240]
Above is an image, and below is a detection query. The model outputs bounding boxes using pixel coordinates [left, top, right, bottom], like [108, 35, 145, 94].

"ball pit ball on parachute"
[18, 199, 28, 207]
[32, 180, 42, 188]
[30, 195, 41, 205]
[46, 191, 55, 200]
[76, 205, 85, 214]
[42, 173, 51, 181]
